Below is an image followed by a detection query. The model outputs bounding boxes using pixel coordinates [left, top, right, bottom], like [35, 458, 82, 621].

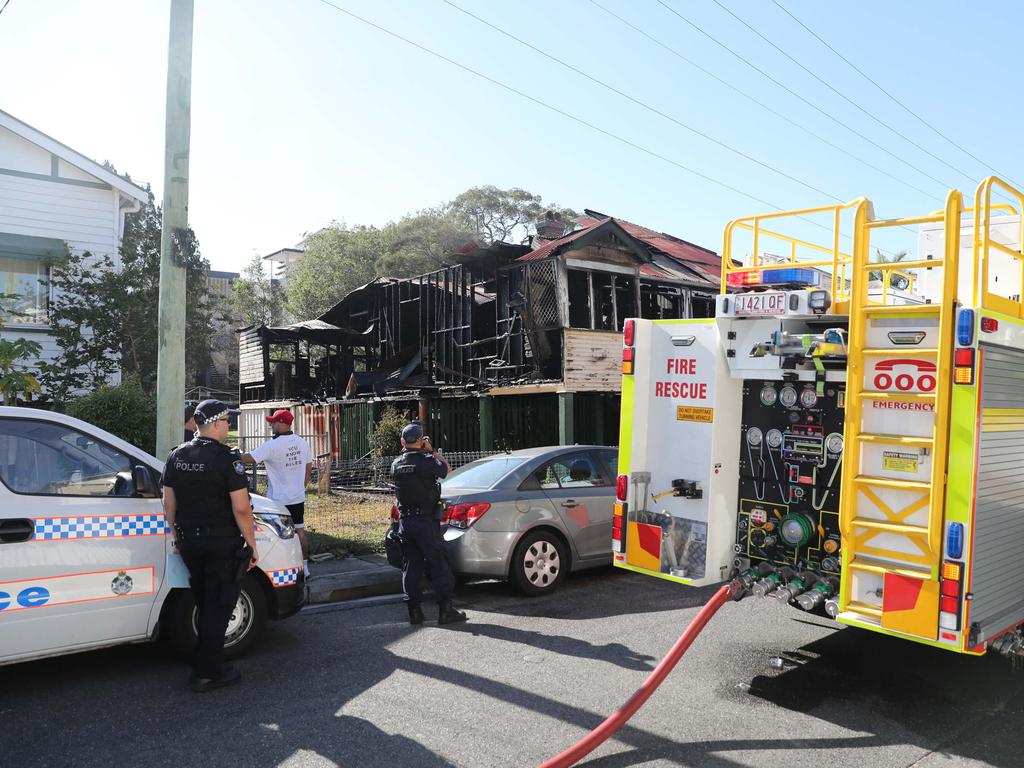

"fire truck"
[614, 177, 1024, 658]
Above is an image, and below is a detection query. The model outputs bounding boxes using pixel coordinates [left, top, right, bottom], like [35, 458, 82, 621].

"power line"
[312, 0, 898, 256]
[654, 0, 952, 191]
[0, 0, 12, 17]
[312, 0, 780, 212]
[769, 0, 1023, 191]
[588, 0, 934, 200]
[708, 0, 975, 186]
[441, 0, 841, 202]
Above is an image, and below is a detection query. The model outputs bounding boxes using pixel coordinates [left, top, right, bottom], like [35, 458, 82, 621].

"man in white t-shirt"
[241, 410, 313, 576]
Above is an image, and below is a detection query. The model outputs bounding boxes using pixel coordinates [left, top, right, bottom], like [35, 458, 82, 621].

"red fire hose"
[537, 580, 741, 768]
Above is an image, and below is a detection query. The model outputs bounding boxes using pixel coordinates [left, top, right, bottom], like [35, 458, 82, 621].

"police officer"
[390, 423, 467, 625]
[161, 399, 258, 692]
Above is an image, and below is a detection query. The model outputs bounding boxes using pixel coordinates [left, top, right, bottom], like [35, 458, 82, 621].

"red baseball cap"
[266, 409, 294, 425]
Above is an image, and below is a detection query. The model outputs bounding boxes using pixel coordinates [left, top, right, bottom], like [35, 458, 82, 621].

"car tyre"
[511, 529, 568, 596]
[164, 573, 269, 660]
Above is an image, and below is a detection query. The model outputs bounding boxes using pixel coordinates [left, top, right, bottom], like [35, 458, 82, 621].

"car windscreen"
[442, 457, 525, 491]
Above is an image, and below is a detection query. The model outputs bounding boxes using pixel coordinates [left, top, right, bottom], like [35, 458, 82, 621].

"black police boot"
[189, 665, 241, 693]
[407, 603, 425, 625]
[438, 599, 468, 625]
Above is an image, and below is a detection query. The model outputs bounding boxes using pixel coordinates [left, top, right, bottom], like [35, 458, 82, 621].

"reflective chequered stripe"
[34, 515, 170, 541]
[268, 568, 300, 587]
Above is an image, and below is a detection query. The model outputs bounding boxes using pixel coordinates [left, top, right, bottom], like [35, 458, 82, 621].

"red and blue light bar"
[727, 267, 822, 289]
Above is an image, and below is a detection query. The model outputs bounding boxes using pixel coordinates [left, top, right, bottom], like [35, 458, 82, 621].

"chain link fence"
[243, 447, 504, 555]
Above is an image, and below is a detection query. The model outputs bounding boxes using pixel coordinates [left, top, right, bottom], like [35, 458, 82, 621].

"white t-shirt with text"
[250, 433, 312, 506]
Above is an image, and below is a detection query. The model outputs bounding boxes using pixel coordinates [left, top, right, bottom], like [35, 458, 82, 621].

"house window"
[0, 234, 63, 326]
[569, 269, 639, 331]
[0, 255, 49, 325]
[640, 282, 685, 320]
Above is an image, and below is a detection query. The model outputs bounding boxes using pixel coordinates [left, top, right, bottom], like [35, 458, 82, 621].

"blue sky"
[2, 0, 1022, 273]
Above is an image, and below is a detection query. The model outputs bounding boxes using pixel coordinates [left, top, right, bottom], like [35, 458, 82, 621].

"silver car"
[441, 445, 618, 595]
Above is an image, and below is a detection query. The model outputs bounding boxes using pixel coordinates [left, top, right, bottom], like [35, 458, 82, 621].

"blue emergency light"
[727, 267, 822, 288]
[956, 309, 974, 346]
[946, 522, 964, 559]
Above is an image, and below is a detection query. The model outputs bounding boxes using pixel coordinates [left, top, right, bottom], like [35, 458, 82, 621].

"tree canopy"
[38, 189, 214, 406]
[285, 185, 576, 321]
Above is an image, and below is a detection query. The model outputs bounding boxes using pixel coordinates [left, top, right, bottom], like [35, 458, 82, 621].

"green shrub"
[66, 379, 157, 455]
[370, 406, 407, 458]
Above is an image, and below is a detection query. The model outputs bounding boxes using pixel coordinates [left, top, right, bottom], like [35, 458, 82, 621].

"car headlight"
[254, 511, 295, 539]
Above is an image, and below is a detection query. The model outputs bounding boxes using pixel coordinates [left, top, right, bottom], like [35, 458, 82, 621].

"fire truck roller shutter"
[971, 344, 1024, 644]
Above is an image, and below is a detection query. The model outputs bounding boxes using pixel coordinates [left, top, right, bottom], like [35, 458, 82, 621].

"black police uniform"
[390, 449, 465, 623]
[162, 436, 249, 682]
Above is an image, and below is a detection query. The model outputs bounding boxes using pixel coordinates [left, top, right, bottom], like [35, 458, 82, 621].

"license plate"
[734, 291, 786, 316]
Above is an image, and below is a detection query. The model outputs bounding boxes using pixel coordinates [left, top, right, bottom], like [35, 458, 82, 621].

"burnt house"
[237, 210, 723, 458]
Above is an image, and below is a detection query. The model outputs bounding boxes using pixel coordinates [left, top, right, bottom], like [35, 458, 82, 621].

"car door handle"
[0, 519, 34, 543]
[561, 501, 578, 508]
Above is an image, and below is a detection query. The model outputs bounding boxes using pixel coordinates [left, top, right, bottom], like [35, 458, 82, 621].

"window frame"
[0, 254, 52, 327]
[526, 450, 608, 491]
[0, 417, 137, 498]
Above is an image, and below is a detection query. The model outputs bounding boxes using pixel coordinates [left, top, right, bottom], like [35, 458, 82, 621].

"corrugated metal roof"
[517, 210, 721, 288]
[516, 226, 595, 262]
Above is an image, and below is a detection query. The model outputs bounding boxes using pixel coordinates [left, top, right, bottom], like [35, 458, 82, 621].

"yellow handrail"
[721, 199, 866, 304]
[973, 176, 1024, 315]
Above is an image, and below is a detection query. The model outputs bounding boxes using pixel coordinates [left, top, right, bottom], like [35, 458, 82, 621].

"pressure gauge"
[779, 386, 798, 408]
[799, 388, 818, 409]
[746, 427, 763, 447]
[826, 433, 844, 454]
[759, 385, 778, 406]
[766, 429, 784, 449]
[779, 513, 814, 547]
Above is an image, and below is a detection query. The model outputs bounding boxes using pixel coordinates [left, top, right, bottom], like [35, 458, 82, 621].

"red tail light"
[443, 502, 491, 529]
[954, 348, 975, 385]
[939, 560, 962, 632]
[623, 319, 635, 347]
[390, 504, 399, 521]
[616, 474, 628, 501]
[621, 347, 635, 375]
[612, 501, 626, 552]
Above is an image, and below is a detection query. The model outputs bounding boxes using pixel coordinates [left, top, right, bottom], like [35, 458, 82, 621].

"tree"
[450, 185, 577, 244]
[869, 249, 911, 289]
[285, 186, 577, 321]
[0, 338, 42, 405]
[66, 378, 156, 454]
[375, 208, 474, 277]
[118, 189, 214, 392]
[232, 253, 284, 328]
[36, 188, 214, 405]
[285, 224, 386, 320]
[37, 250, 123, 406]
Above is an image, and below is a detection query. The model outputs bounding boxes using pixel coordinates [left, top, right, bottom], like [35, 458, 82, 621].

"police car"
[0, 407, 304, 666]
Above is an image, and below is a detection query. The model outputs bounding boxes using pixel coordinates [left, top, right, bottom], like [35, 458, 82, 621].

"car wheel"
[511, 529, 568, 596]
[164, 574, 269, 660]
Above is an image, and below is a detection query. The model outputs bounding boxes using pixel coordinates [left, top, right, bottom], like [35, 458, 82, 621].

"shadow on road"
[739, 622, 1024, 768]
[448, 621, 657, 671]
[458, 565, 722, 622]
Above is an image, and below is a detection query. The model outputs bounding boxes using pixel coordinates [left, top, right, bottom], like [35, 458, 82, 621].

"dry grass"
[303, 489, 393, 557]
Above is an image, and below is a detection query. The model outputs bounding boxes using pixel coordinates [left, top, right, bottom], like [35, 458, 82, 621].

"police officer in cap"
[162, 399, 258, 692]
[391, 423, 467, 625]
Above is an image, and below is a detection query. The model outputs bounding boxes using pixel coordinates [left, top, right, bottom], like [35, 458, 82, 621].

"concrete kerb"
[305, 553, 404, 605]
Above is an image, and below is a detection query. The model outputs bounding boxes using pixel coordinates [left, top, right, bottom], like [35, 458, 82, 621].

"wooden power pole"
[155, 0, 194, 460]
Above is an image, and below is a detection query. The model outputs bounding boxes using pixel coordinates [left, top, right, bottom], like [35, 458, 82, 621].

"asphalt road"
[2, 567, 1022, 768]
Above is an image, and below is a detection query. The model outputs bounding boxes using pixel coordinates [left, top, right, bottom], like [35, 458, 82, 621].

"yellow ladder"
[837, 190, 962, 640]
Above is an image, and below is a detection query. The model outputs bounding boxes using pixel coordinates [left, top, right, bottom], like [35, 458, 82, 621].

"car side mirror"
[132, 465, 158, 498]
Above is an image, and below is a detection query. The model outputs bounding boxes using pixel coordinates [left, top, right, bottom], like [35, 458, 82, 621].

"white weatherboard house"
[0, 109, 148, 390]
